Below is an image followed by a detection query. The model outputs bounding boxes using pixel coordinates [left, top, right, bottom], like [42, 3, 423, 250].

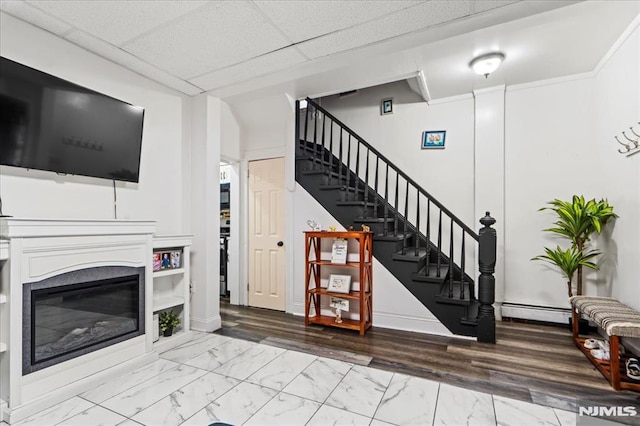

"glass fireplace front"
[23, 266, 145, 374]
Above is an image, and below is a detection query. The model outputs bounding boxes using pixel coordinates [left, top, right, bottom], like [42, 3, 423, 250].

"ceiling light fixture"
[469, 52, 505, 78]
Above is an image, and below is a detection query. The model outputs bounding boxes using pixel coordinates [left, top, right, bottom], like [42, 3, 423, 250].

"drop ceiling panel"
[65, 30, 203, 96]
[26, 0, 208, 46]
[122, 1, 291, 80]
[190, 47, 306, 91]
[254, 0, 424, 43]
[0, 0, 71, 35]
[297, 0, 474, 59]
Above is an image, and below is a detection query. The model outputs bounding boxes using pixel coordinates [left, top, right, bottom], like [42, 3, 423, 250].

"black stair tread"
[435, 281, 474, 306]
[353, 217, 395, 223]
[373, 233, 413, 242]
[335, 200, 368, 206]
[392, 248, 428, 262]
[411, 264, 449, 283]
[301, 169, 330, 176]
[319, 184, 346, 190]
[319, 185, 364, 193]
[461, 301, 480, 325]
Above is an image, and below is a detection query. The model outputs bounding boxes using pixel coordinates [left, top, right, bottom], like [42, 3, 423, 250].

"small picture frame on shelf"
[331, 239, 348, 264]
[153, 252, 162, 272]
[160, 252, 171, 269]
[328, 274, 352, 294]
[170, 251, 181, 268]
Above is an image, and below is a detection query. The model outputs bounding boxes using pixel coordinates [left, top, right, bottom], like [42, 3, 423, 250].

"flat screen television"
[0, 57, 144, 182]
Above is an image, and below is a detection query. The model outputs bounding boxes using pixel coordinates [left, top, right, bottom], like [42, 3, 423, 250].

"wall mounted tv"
[0, 57, 144, 183]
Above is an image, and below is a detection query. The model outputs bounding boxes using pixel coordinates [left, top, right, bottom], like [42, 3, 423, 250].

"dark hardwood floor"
[216, 298, 640, 422]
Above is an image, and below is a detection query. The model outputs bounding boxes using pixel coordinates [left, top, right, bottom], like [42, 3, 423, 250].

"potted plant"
[534, 195, 617, 296]
[159, 310, 180, 337]
[532, 245, 599, 298]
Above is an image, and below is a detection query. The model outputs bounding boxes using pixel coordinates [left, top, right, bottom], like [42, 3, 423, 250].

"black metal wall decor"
[615, 122, 640, 156]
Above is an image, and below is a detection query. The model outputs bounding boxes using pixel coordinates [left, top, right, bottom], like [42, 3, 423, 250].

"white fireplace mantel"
[0, 218, 157, 424]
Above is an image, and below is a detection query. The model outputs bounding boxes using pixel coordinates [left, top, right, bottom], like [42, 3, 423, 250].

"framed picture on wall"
[381, 98, 393, 115]
[422, 130, 446, 149]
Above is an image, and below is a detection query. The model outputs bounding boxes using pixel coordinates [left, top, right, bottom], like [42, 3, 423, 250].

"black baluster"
[393, 173, 399, 237]
[295, 100, 301, 157]
[402, 181, 409, 255]
[425, 200, 431, 276]
[460, 230, 466, 300]
[373, 156, 379, 219]
[312, 107, 318, 168]
[363, 148, 370, 216]
[321, 113, 326, 170]
[328, 121, 333, 185]
[303, 103, 309, 153]
[354, 140, 360, 201]
[346, 134, 352, 197]
[415, 191, 420, 256]
[338, 130, 344, 186]
[383, 164, 389, 237]
[436, 210, 442, 277]
[448, 219, 454, 298]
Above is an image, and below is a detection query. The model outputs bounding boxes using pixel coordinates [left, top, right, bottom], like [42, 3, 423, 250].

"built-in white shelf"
[0, 294, 6, 304]
[0, 342, 6, 353]
[152, 234, 192, 352]
[153, 268, 185, 278]
[153, 296, 185, 312]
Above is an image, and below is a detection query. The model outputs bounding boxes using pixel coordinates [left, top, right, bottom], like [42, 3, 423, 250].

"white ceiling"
[0, 0, 638, 103]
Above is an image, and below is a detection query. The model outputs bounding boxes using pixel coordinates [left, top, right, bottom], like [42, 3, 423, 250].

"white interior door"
[248, 157, 285, 310]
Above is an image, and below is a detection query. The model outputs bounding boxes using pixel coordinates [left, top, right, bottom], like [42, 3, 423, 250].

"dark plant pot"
[568, 317, 590, 335]
[162, 327, 173, 337]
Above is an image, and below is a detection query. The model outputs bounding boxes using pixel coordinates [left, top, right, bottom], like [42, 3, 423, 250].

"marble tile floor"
[3, 332, 629, 426]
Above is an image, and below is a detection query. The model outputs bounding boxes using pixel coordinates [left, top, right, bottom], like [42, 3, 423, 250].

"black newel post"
[477, 211, 497, 343]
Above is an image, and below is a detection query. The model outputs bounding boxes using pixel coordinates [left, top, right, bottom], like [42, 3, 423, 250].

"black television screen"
[0, 57, 144, 182]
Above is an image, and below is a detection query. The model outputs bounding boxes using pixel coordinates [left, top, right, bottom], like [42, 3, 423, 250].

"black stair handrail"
[305, 97, 478, 240]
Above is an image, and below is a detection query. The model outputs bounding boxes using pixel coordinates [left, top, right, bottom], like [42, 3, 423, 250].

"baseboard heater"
[501, 302, 571, 324]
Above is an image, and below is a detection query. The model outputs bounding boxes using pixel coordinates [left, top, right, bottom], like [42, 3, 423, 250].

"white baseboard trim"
[291, 303, 468, 339]
[501, 302, 571, 324]
[373, 311, 463, 338]
[191, 314, 222, 332]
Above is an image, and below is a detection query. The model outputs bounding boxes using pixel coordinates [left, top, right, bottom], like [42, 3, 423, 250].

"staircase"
[295, 98, 497, 342]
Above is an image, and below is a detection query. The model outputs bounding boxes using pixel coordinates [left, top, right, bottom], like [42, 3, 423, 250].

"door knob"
[277, 241, 284, 247]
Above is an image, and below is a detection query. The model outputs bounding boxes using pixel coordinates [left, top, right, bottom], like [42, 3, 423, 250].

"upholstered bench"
[570, 296, 640, 391]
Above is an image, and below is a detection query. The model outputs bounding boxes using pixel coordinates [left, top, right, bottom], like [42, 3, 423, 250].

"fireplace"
[22, 266, 145, 375]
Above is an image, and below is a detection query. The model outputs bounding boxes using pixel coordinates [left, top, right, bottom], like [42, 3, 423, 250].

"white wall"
[221, 104, 241, 161]
[0, 13, 187, 234]
[233, 94, 291, 160]
[592, 22, 640, 310]
[504, 77, 596, 307]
